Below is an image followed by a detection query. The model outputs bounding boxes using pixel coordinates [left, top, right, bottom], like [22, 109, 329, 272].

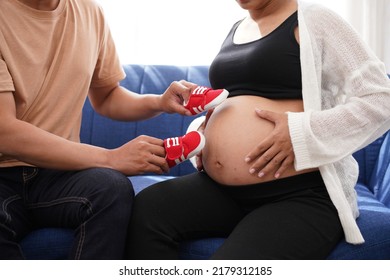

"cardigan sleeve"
[290, 5, 390, 170]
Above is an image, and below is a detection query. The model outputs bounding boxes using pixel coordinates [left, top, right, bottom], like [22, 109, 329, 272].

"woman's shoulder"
[299, 2, 348, 25]
[298, 1, 353, 35]
[299, 1, 337, 15]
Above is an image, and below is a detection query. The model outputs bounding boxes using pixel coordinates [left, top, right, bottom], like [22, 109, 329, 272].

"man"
[0, 0, 194, 259]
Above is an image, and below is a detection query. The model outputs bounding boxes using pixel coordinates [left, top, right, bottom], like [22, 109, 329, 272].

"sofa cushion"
[20, 228, 73, 260]
[130, 175, 175, 195]
[180, 238, 225, 260]
[327, 183, 390, 259]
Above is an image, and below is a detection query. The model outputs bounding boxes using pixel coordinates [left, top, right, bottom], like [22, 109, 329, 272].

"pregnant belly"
[202, 95, 317, 185]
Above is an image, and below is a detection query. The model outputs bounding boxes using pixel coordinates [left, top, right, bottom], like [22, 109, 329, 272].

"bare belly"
[202, 95, 317, 185]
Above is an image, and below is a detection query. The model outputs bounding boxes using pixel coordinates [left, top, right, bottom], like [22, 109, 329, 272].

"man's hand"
[245, 109, 295, 179]
[109, 135, 169, 176]
[160, 80, 198, 116]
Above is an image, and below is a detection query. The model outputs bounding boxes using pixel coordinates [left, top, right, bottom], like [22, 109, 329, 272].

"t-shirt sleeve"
[0, 54, 15, 92]
[90, 8, 125, 88]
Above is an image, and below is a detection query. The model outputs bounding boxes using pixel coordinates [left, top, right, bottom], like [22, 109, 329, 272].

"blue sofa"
[20, 64, 390, 260]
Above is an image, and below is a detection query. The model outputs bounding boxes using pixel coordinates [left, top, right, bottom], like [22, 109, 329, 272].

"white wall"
[96, 0, 245, 65]
[96, 0, 389, 71]
[344, 0, 390, 73]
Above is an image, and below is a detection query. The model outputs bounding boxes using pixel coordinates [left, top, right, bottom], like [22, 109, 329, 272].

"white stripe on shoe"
[192, 106, 203, 114]
[193, 86, 207, 95]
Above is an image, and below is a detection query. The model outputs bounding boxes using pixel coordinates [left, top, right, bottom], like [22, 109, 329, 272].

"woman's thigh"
[135, 172, 245, 238]
[212, 186, 343, 260]
[127, 172, 245, 259]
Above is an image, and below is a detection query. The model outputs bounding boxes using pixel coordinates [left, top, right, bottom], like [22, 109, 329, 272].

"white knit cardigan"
[289, 1, 390, 244]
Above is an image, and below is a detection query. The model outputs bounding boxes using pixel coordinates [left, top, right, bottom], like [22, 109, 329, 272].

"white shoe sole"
[204, 89, 229, 111]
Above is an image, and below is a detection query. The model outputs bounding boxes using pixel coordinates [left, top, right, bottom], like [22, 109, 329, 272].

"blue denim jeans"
[0, 167, 134, 259]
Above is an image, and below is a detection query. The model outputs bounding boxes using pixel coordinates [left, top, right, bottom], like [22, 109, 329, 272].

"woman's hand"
[245, 109, 295, 179]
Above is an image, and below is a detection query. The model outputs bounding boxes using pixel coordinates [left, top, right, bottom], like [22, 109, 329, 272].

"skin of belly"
[202, 95, 317, 186]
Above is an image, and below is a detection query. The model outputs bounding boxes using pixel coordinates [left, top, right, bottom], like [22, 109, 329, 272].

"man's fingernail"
[258, 172, 264, 178]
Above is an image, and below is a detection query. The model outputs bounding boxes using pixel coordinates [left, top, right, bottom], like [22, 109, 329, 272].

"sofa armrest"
[327, 183, 390, 259]
[368, 131, 390, 207]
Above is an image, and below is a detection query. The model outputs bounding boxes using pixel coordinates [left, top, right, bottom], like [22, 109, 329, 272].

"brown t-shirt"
[0, 0, 125, 167]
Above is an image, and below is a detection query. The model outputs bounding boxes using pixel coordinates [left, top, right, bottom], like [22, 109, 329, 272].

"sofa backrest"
[80, 64, 210, 176]
[80, 64, 390, 184]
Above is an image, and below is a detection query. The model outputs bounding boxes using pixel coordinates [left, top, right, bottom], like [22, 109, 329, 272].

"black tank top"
[209, 11, 302, 99]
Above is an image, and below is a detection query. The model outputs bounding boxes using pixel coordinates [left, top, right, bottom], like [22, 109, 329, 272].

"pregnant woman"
[126, 0, 390, 259]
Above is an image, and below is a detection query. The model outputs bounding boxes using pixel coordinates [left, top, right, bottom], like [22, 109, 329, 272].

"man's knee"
[80, 168, 134, 215]
[84, 167, 132, 187]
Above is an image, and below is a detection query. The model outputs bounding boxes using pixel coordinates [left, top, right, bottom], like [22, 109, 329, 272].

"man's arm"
[0, 91, 168, 175]
[88, 81, 195, 121]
